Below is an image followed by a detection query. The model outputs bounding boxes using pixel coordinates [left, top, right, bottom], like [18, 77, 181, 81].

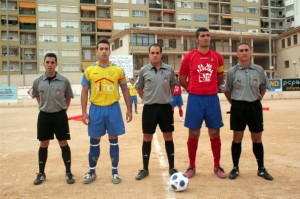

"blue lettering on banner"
[0, 86, 17, 100]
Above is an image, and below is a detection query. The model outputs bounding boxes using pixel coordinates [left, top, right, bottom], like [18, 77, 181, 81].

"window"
[61, 64, 81, 72]
[62, 50, 80, 56]
[293, 34, 298, 45]
[39, 49, 58, 56]
[60, 6, 78, 14]
[232, 6, 244, 13]
[133, 23, 146, 27]
[284, 60, 289, 68]
[132, 0, 146, 4]
[247, 8, 259, 14]
[194, 14, 207, 22]
[131, 33, 155, 46]
[113, 9, 129, 17]
[281, 39, 285, 48]
[169, 39, 176, 48]
[178, 1, 191, 8]
[114, 39, 120, 49]
[157, 39, 164, 47]
[113, 0, 129, 3]
[61, 21, 78, 28]
[39, 20, 57, 28]
[233, 18, 246, 25]
[38, 5, 57, 13]
[194, 2, 206, 9]
[178, 14, 191, 21]
[113, 22, 130, 30]
[62, 35, 78, 43]
[247, 18, 260, 26]
[287, 37, 291, 47]
[39, 35, 58, 42]
[132, 10, 146, 18]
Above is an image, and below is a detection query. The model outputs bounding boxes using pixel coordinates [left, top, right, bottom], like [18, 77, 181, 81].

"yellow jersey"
[82, 62, 127, 106]
[128, 84, 137, 96]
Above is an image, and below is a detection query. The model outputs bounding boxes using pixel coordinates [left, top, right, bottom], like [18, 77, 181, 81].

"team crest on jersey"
[197, 63, 213, 82]
[108, 70, 115, 76]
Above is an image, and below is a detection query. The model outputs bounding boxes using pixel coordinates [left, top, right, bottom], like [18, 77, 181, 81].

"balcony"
[149, 3, 162, 9]
[19, 8, 36, 16]
[96, 0, 111, 5]
[80, 0, 95, 3]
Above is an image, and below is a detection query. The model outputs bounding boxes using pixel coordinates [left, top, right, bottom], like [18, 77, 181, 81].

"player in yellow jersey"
[128, 78, 138, 114]
[81, 39, 132, 184]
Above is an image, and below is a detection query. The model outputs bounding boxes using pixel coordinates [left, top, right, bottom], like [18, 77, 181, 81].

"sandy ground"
[0, 95, 300, 199]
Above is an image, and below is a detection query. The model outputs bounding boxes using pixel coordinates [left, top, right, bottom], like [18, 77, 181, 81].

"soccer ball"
[169, 172, 189, 192]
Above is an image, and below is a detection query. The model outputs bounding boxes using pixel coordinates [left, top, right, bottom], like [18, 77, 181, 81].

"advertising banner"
[268, 79, 282, 91]
[282, 78, 300, 91]
[0, 86, 17, 101]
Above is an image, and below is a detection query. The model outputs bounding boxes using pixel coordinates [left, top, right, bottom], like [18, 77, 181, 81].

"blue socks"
[109, 139, 119, 175]
[89, 138, 100, 174]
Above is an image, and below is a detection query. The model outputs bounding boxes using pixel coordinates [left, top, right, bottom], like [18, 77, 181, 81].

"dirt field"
[1, 96, 300, 199]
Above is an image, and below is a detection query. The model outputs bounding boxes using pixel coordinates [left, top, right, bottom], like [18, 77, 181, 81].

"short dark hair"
[96, 39, 110, 49]
[148, 43, 162, 52]
[195, 27, 209, 38]
[237, 42, 251, 49]
[44, 53, 57, 62]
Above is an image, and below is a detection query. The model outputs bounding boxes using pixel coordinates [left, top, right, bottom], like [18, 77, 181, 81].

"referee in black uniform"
[224, 42, 273, 181]
[31, 53, 75, 185]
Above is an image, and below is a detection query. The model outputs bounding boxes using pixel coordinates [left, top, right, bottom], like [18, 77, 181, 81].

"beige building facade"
[275, 26, 300, 78]
[0, 0, 299, 81]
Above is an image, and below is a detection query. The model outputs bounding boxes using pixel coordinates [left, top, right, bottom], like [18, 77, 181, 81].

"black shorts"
[37, 110, 71, 141]
[230, 100, 264, 133]
[142, 104, 174, 134]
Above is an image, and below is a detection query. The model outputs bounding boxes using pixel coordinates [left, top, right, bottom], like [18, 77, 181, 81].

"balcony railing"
[149, 3, 162, 9]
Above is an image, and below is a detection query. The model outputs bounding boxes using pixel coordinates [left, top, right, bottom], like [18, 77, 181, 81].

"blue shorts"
[185, 94, 223, 129]
[170, 95, 183, 107]
[88, 102, 125, 137]
[130, 95, 137, 104]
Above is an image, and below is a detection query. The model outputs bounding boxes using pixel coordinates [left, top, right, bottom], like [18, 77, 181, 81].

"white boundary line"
[153, 133, 176, 199]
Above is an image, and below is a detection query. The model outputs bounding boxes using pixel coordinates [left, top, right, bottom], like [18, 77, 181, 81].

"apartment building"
[1, 0, 81, 75]
[0, 0, 299, 78]
[109, 26, 275, 77]
[275, 26, 300, 78]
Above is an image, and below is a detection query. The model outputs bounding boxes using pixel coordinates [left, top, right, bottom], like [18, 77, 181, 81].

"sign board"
[282, 78, 300, 91]
[0, 86, 17, 101]
[268, 79, 282, 91]
[110, 55, 133, 78]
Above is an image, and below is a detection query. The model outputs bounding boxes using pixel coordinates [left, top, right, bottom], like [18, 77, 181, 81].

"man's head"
[43, 53, 58, 76]
[195, 27, 210, 48]
[148, 43, 162, 66]
[96, 39, 111, 61]
[44, 53, 57, 63]
[237, 42, 252, 63]
[195, 27, 209, 38]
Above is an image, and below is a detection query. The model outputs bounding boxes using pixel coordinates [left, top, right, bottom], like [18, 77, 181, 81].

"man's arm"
[179, 75, 188, 90]
[224, 91, 232, 104]
[217, 73, 224, 86]
[137, 88, 143, 99]
[65, 97, 71, 111]
[120, 83, 132, 123]
[260, 89, 266, 100]
[81, 85, 89, 125]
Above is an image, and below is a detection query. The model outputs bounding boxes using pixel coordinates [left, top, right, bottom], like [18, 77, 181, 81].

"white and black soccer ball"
[169, 172, 189, 192]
